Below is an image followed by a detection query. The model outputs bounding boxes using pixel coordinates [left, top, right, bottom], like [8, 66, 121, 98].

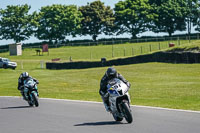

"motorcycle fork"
[118, 100, 130, 113]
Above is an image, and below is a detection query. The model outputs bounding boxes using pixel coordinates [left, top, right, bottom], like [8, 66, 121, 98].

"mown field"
[0, 63, 200, 111]
[0, 40, 200, 111]
[0, 39, 196, 70]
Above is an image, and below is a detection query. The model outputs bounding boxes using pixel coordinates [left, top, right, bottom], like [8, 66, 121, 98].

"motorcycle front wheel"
[31, 92, 39, 107]
[121, 102, 133, 123]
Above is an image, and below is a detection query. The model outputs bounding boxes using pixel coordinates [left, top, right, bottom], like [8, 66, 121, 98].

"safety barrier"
[46, 52, 200, 69]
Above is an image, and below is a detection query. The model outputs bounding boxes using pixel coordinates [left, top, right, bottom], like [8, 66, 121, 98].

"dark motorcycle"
[23, 78, 39, 107]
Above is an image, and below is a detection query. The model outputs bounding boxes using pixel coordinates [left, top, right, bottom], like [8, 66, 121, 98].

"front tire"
[32, 92, 39, 107]
[121, 102, 133, 123]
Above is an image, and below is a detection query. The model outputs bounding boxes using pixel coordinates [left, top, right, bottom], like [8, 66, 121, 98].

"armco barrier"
[46, 52, 200, 69]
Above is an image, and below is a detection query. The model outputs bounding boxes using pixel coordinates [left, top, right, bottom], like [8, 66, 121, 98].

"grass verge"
[0, 63, 200, 111]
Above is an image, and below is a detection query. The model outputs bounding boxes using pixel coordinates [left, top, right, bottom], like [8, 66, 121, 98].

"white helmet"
[22, 72, 29, 79]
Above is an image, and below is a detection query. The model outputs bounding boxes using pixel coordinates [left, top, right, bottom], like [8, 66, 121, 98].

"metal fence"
[0, 34, 199, 54]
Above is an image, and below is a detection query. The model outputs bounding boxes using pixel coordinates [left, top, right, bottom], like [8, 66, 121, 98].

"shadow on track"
[1, 106, 32, 109]
[74, 121, 125, 126]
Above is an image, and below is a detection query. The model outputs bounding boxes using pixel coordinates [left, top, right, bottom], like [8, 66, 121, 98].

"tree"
[186, 0, 200, 34]
[148, 0, 163, 5]
[79, 0, 115, 41]
[0, 4, 33, 43]
[183, 0, 199, 36]
[194, 6, 200, 32]
[34, 4, 82, 43]
[114, 0, 156, 39]
[150, 0, 188, 36]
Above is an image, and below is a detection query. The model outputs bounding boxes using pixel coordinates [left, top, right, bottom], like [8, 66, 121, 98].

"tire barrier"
[46, 52, 200, 69]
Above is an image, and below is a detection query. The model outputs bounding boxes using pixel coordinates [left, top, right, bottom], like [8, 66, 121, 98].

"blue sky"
[0, 0, 197, 45]
[0, 0, 118, 12]
[0, 0, 121, 45]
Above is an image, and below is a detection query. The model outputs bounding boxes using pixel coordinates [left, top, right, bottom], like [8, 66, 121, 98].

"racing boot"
[103, 102, 111, 112]
[21, 91, 27, 101]
[102, 96, 111, 112]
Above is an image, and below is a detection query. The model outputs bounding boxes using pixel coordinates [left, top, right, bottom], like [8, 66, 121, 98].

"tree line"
[0, 0, 199, 43]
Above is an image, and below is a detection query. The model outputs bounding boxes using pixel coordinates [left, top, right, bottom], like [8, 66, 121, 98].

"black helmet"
[106, 67, 117, 79]
[21, 72, 29, 79]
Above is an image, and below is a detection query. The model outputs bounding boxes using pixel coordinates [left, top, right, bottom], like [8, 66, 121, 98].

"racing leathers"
[99, 73, 131, 111]
[18, 76, 39, 100]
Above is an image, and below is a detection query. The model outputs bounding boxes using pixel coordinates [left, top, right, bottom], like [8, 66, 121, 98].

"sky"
[0, 0, 120, 45]
[0, 0, 197, 45]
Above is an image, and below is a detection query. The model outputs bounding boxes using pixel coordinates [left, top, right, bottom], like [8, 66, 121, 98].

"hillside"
[166, 40, 200, 53]
[0, 40, 200, 111]
[0, 39, 200, 70]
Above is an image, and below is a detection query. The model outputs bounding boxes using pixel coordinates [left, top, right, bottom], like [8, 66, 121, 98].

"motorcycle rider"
[18, 72, 39, 100]
[99, 67, 131, 112]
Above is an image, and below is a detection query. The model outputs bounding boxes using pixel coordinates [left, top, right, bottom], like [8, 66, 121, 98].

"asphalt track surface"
[0, 97, 200, 133]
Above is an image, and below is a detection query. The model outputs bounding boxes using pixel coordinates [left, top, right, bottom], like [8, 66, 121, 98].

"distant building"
[9, 43, 22, 56]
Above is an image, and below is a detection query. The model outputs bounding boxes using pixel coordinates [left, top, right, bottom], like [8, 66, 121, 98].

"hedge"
[46, 52, 200, 69]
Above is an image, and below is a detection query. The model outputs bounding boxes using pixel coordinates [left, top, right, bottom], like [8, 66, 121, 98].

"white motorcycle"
[106, 78, 133, 123]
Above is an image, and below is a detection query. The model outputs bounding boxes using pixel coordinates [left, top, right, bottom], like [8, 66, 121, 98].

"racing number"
[113, 83, 121, 89]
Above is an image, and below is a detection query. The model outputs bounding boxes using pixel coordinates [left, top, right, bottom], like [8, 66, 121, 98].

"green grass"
[167, 40, 200, 52]
[0, 39, 200, 111]
[0, 39, 197, 70]
[0, 63, 200, 111]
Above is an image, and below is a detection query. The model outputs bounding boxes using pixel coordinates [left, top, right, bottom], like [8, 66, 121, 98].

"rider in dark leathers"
[18, 72, 39, 100]
[99, 67, 131, 111]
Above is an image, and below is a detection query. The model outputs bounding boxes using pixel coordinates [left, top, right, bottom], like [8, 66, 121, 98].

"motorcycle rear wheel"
[121, 102, 133, 123]
[28, 101, 33, 106]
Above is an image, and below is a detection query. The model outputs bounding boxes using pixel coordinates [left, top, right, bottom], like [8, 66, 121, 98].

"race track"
[0, 97, 200, 133]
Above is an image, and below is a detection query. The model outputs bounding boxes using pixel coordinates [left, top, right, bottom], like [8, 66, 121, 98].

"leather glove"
[103, 92, 109, 98]
[18, 86, 23, 90]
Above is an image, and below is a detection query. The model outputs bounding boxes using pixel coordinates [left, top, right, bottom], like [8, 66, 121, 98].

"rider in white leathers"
[99, 67, 131, 111]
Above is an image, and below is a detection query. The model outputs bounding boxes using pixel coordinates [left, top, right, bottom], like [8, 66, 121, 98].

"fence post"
[112, 44, 114, 58]
[149, 45, 152, 52]
[159, 43, 161, 50]
[40, 61, 44, 69]
[21, 61, 23, 69]
[177, 37, 180, 46]
[188, 35, 191, 43]
[132, 48, 134, 56]
[90, 51, 92, 60]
